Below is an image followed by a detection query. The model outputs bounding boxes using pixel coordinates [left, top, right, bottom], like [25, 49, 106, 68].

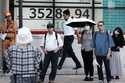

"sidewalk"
[0, 74, 125, 83]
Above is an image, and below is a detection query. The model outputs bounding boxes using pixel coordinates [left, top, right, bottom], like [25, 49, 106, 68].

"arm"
[34, 48, 43, 69]
[76, 29, 82, 44]
[107, 48, 112, 59]
[107, 34, 114, 59]
[40, 34, 47, 54]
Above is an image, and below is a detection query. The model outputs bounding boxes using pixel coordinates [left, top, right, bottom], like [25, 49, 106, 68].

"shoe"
[72, 65, 82, 70]
[83, 77, 89, 81]
[98, 80, 104, 83]
[111, 76, 114, 79]
[107, 81, 112, 83]
[48, 80, 54, 83]
[57, 65, 62, 70]
[89, 77, 94, 81]
[38, 81, 44, 83]
[115, 76, 120, 79]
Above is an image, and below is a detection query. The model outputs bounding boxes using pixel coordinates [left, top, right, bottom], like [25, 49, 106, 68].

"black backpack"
[44, 32, 63, 57]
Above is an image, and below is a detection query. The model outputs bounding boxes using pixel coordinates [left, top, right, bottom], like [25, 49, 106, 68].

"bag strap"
[44, 32, 59, 48]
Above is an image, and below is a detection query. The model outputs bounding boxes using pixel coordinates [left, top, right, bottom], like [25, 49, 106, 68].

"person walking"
[93, 21, 114, 83]
[58, 9, 81, 70]
[77, 25, 94, 81]
[110, 27, 124, 79]
[39, 23, 63, 83]
[6, 26, 42, 83]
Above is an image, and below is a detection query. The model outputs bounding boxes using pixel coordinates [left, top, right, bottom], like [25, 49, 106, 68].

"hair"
[98, 21, 104, 25]
[47, 23, 54, 28]
[112, 27, 124, 47]
[63, 9, 70, 15]
[113, 27, 123, 35]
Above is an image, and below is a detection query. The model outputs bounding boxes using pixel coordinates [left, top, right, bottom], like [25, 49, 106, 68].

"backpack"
[44, 32, 63, 57]
[93, 31, 109, 47]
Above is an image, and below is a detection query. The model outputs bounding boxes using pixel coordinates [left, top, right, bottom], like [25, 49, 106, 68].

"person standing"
[39, 23, 63, 83]
[77, 25, 94, 81]
[3, 11, 17, 50]
[93, 21, 114, 83]
[1, 11, 17, 73]
[58, 9, 81, 70]
[110, 27, 124, 79]
[6, 27, 42, 83]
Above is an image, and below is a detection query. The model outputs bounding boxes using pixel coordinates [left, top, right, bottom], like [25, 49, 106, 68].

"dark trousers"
[96, 56, 111, 81]
[40, 51, 58, 81]
[58, 35, 81, 68]
[81, 50, 94, 77]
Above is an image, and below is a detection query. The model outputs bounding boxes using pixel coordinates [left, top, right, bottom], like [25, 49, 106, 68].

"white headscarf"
[16, 26, 33, 44]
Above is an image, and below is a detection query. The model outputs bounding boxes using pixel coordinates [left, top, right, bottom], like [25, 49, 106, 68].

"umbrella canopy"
[66, 18, 96, 27]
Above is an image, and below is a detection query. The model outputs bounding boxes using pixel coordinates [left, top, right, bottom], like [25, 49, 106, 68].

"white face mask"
[114, 30, 119, 35]
[85, 26, 90, 30]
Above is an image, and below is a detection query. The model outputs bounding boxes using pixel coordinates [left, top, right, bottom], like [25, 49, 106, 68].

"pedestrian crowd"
[0, 9, 125, 83]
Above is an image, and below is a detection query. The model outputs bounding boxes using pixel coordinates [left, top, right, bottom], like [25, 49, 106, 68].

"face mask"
[85, 26, 90, 30]
[114, 30, 119, 34]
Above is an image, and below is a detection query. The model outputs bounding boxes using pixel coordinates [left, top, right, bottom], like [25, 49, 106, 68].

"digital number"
[38, 8, 44, 18]
[75, 8, 89, 18]
[46, 8, 53, 18]
[29, 8, 36, 18]
[75, 9, 82, 18]
[83, 9, 89, 18]
[29, 8, 90, 19]
[55, 8, 62, 18]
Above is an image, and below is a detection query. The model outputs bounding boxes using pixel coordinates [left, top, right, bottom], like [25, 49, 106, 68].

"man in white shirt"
[58, 9, 81, 70]
[40, 23, 63, 83]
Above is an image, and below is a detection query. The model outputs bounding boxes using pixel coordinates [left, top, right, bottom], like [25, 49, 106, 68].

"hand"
[43, 49, 47, 54]
[107, 53, 111, 60]
[54, 48, 59, 53]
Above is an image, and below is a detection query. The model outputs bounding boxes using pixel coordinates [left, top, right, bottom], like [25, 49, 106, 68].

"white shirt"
[41, 32, 63, 51]
[63, 17, 75, 36]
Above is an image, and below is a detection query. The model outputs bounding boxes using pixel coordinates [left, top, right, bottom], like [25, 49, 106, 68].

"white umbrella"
[66, 17, 96, 28]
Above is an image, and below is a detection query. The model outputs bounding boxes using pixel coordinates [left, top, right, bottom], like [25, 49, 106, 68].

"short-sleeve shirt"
[93, 31, 114, 56]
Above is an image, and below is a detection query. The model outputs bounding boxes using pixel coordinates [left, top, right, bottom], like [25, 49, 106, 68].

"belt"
[47, 50, 55, 53]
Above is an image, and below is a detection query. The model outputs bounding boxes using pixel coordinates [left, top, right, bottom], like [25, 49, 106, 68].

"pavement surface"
[0, 68, 125, 83]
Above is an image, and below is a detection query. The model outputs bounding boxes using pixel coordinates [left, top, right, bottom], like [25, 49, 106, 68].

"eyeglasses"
[98, 24, 103, 26]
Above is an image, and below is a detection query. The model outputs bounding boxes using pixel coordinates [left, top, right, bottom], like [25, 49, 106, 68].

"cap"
[47, 23, 54, 28]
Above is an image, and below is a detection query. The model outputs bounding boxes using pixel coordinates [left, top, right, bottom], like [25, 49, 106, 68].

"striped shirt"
[6, 44, 42, 77]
